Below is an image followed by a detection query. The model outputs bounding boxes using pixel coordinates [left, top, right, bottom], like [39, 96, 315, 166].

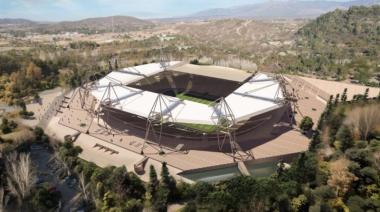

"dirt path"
[236, 20, 251, 36]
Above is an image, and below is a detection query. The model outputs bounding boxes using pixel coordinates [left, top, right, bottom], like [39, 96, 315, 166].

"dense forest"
[278, 6, 380, 85]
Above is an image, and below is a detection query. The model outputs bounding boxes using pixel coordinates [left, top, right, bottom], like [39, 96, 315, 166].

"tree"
[337, 125, 354, 152]
[148, 165, 159, 200]
[290, 152, 318, 184]
[327, 158, 357, 196]
[300, 116, 314, 132]
[31, 187, 61, 211]
[0, 118, 17, 134]
[0, 118, 11, 134]
[363, 88, 369, 100]
[160, 162, 176, 201]
[193, 182, 214, 206]
[120, 173, 146, 200]
[206, 191, 234, 211]
[34, 127, 44, 141]
[5, 152, 36, 204]
[124, 199, 143, 212]
[309, 131, 321, 151]
[78, 172, 93, 208]
[190, 59, 199, 65]
[291, 194, 308, 212]
[341, 88, 348, 102]
[26, 62, 42, 81]
[15, 99, 26, 112]
[110, 166, 128, 196]
[101, 191, 117, 212]
[153, 186, 169, 212]
[334, 93, 340, 105]
[346, 104, 380, 140]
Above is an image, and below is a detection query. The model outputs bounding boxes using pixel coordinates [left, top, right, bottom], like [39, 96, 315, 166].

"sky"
[0, 0, 350, 22]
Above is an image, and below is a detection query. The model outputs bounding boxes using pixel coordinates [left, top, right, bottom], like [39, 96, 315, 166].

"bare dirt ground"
[299, 76, 380, 101]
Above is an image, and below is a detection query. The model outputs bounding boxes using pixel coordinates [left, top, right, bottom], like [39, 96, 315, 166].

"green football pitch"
[175, 93, 217, 133]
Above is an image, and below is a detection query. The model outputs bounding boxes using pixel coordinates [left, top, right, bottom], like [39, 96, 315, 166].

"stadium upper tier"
[90, 62, 284, 126]
[95, 61, 181, 88]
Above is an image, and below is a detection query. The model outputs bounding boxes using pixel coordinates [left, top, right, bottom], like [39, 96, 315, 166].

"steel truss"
[212, 98, 254, 161]
[141, 94, 176, 154]
[273, 72, 303, 127]
[68, 71, 103, 111]
[97, 82, 121, 132]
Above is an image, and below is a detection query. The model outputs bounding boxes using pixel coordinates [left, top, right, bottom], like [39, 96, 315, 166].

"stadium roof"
[91, 63, 284, 126]
[95, 61, 181, 88]
[171, 63, 252, 82]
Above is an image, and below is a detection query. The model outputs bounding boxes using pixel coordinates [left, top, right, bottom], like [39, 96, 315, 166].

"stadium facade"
[80, 61, 290, 160]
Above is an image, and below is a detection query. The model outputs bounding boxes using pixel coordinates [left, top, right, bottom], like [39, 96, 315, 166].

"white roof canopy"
[95, 62, 180, 88]
[91, 63, 284, 126]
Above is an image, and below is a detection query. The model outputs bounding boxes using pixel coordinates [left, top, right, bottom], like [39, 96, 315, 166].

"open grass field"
[176, 93, 214, 105]
[175, 93, 217, 133]
[179, 123, 218, 133]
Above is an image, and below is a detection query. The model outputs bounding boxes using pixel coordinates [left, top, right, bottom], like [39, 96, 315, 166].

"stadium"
[47, 60, 380, 181]
[71, 61, 292, 162]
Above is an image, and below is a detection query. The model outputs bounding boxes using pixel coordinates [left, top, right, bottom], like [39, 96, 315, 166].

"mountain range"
[0, 16, 153, 33]
[185, 0, 380, 20]
[1, 0, 380, 33]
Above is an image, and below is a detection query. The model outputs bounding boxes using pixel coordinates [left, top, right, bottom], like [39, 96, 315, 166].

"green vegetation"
[0, 117, 17, 134]
[31, 187, 61, 211]
[69, 41, 99, 49]
[0, 53, 63, 104]
[189, 59, 199, 65]
[57, 139, 147, 211]
[176, 93, 214, 105]
[174, 93, 218, 133]
[279, 6, 380, 86]
[178, 123, 218, 133]
[299, 116, 314, 132]
[0, 126, 57, 211]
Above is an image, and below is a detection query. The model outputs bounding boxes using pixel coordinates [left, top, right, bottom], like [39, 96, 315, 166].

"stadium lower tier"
[99, 104, 291, 152]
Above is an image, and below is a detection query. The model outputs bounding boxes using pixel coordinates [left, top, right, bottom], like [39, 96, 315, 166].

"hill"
[186, 0, 380, 20]
[298, 5, 380, 47]
[279, 5, 380, 85]
[36, 16, 154, 34]
[0, 18, 36, 26]
[0, 16, 154, 34]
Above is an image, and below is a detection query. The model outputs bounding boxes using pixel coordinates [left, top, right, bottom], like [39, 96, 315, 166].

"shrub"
[31, 187, 61, 211]
[347, 195, 366, 211]
[300, 116, 314, 132]
[189, 59, 199, 65]
[124, 199, 143, 212]
[346, 148, 373, 167]
[359, 167, 379, 184]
